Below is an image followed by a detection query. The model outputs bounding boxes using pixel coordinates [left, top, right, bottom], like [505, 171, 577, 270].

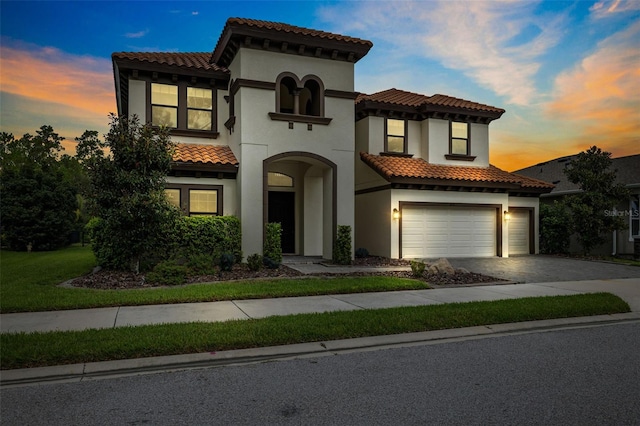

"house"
[112, 17, 554, 261]
[514, 154, 640, 256]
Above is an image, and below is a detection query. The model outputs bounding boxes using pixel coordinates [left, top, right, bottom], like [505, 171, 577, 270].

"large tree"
[86, 114, 178, 272]
[0, 126, 77, 251]
[564, 146, 629, 255]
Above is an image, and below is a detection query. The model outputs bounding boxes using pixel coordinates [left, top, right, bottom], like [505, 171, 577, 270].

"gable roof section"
[356, 88, 505, 123]
[212, 17, 373, 67]
[172, 143, 238, 173]
[513, 153, 640, 196]
[360, 152, 554, 193]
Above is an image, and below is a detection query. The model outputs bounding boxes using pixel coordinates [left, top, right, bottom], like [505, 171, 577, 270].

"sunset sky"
[1, 0, 638, 171]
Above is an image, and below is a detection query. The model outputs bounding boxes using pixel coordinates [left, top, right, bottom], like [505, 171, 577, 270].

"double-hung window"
[151, 83, 178, 128]
[450, 121, 469, 155]
[151, 83, 214, 132]
[187, 87, 213, 130]
[386, 119, 406, 154]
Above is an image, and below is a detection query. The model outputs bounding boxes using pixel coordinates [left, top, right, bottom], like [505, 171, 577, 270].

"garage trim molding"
[398, 201, 503, 259]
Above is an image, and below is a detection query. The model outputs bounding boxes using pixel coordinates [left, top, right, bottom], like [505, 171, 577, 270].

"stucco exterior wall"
[425, 119, 490, 167]
[355, 190, 392, 258]
[128, 79, 146, 120]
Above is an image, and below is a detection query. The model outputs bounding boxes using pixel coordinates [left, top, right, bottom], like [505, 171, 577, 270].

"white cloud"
[125, 29, 148, 39]
[319, 0, 564, 105]
[590, 0, 640, 19]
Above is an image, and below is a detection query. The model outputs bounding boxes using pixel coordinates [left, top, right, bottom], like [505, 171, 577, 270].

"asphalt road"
[3, 322, 640, 425]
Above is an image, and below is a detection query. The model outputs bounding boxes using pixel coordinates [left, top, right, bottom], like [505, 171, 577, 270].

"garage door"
[508, 209, 531, 255]
[401, 206, 497, 258]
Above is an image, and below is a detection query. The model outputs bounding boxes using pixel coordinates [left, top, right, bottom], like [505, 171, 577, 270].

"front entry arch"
[263, 152, 337, 259]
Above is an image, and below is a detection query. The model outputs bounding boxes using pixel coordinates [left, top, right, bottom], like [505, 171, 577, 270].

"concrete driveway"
[447, 255, 640, 283]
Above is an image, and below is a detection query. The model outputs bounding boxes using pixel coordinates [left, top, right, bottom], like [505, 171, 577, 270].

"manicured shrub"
[410, 260, 426, 278]
[146, 261, 188, 286]
[264, 222, 282, 265]
[540, 201, 571, 254]
[169, 216, 243, 265]
[186, 254, 216, 275]
[247, 253, 263, 271]
[263, 257, 280, 270]
[333, 225, 352, 265]
[355, 247, 369, 258]
[219, 253, 235, 272]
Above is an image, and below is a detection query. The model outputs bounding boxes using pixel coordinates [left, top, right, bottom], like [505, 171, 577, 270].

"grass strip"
[1, 293, 629, 370]
[1, 245, 431, 313]
[1, 275, 429, 313]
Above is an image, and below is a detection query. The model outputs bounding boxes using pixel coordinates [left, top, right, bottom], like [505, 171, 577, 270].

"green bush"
[410, 260, 426, 278]
[247, 253, 263, 271]
[219, 253, 235, 272]
[186, 254, 216, 275]
[146, 261, 188, 286]
[170, 216, 243, 265]
[355, 247, 369, 258]
[540, 201, 572, 254]
[264, 223, 282, 265]
[333, 225, 352, 265]
[263, 257, 280, 270]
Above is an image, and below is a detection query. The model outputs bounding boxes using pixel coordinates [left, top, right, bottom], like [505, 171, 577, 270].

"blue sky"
[1, 0, 638, 170]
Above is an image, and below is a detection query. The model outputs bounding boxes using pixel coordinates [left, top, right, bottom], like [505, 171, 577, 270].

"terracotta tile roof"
[356, 88, 505, 114]
[360, 152, 554, 190]
[224, 18, 373, 47]
[173, 143, 238, 167]
[112, 52, 228, 73]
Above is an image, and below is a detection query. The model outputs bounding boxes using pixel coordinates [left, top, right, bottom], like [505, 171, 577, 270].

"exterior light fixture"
[504, 210, 511, 221]
[393, 208, 400, 220]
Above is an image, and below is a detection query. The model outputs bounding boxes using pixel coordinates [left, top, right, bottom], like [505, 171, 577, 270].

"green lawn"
[0, 293, 629, 370]
[1, 245, 430, 313]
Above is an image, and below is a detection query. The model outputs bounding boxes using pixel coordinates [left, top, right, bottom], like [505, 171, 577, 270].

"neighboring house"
[112, 17, 554, 260]
[514, 154, 640, 256]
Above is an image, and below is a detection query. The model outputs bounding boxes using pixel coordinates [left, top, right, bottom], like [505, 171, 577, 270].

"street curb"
[3, 312, 639, 388]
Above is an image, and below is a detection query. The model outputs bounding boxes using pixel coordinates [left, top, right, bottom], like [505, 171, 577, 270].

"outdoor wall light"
[393, 208, 401, 220]
[504, 210, 511, 221]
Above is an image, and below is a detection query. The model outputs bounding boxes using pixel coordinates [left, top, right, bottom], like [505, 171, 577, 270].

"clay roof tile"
[173, 143, 238, 166]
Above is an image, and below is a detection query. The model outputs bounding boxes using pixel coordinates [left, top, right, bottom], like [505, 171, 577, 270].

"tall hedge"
[173, 216, 242, 263]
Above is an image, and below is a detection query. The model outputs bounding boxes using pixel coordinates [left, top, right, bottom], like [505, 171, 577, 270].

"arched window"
[300, 78, 322, 116]
[279, 77, 297, 114]
[268, 172, 294, 187]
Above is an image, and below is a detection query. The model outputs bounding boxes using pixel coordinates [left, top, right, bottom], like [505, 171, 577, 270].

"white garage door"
[402, 206, 497, 258]
[508, 210, 530, 255]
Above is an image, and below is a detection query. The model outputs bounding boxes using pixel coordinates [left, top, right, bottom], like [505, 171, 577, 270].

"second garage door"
[507, 209, 531, 255]
[402, 205, 497, 258]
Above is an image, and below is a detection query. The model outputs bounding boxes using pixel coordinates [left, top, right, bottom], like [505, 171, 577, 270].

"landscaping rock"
[430, 258, 456, 275]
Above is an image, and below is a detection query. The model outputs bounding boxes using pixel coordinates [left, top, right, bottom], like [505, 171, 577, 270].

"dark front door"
[268, 191, 295, 254]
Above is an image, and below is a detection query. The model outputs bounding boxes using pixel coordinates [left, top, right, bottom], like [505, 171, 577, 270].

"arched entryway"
[263, 152, 337, 259]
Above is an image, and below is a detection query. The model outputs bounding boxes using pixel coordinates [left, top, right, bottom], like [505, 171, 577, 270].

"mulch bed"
[68, 256, 504, 290]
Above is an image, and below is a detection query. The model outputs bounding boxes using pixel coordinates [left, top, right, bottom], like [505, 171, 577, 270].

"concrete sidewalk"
[2, 278, 639, 334]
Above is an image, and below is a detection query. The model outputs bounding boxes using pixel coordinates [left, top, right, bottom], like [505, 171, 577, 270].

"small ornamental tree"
[539, 201, 571, 254]
[0, 127, 77, 251]
[563, 146, 629, 255]
[86, 114, 177, 272]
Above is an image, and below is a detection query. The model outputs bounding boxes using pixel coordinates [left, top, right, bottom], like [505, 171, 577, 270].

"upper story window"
[151, 83, 178, 128]
[271, 73, 329, 125]
[450, 121, 470, 155]
[150, 82, 216, 135]
[187, 87, 213, 130]
[386, 119, 406, 153]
